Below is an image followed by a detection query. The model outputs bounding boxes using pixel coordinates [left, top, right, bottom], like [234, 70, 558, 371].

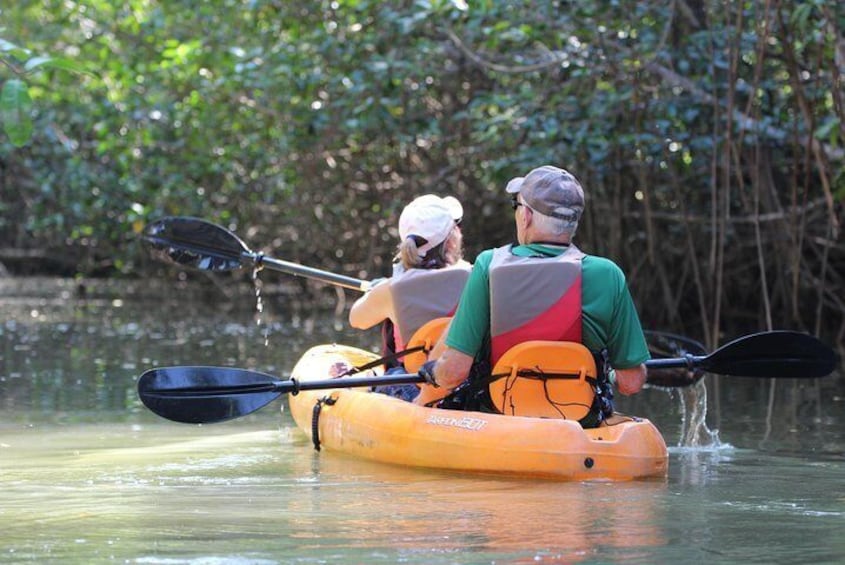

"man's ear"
[521, 205, 533, 228]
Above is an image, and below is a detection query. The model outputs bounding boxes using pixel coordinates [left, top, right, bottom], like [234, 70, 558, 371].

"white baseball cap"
[405, 194, 463, 223]
[398, 195, 462, 257]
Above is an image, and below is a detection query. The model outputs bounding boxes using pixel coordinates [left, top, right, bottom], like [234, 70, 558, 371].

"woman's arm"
[349, 280, 393, 329]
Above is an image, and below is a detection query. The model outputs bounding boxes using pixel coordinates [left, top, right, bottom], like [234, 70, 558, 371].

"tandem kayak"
[287, 344, 668, 481]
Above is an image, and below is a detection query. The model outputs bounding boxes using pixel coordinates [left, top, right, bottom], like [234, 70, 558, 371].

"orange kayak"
[287, 344, 668, 481]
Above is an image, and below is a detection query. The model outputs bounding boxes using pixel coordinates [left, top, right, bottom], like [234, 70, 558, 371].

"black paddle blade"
[143, 216, 253, 272]
[138, 366, 287, 424]
[704, 330, 838, 378]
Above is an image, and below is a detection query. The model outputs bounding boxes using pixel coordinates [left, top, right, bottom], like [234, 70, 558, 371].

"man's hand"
[418, 360, 439, 387]
[615, 364, 647, 395]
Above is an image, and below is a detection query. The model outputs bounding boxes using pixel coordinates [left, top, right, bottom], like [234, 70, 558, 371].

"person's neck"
[523, 235, 571, 247]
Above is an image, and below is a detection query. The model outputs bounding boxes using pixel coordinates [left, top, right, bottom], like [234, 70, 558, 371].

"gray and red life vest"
[489, 244, 585, 364]
[439, 244, 612, 426]
[389, 264, 471, 351]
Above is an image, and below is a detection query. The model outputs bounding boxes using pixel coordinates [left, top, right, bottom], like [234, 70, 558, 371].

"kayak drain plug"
[584, 457, 595, 469]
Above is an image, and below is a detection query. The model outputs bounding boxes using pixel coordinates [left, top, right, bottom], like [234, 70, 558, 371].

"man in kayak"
[347, 194, 471, 401]
[417, 165, 649, 425]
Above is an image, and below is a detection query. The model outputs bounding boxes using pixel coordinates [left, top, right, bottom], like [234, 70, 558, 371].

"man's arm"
[429, 347, 474, 390]
[413, 343, 474, 406]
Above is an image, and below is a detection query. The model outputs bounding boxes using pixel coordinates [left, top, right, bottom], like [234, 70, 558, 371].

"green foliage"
[0, 37, 90, 146]
[0, 78, 31, 146]
[0, 0, 843, 339]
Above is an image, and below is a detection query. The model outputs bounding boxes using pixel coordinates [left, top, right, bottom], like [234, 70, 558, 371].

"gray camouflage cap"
[505, 165, 585, 222]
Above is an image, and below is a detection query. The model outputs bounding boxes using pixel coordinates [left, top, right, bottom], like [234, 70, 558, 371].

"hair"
[396, 226, 463, 270]
[529, 208, 579, 240]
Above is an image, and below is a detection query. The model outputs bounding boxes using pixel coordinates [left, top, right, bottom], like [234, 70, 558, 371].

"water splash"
[667, 380, 734, 486]
[675, 379, 723, 448]
[252, 267, 269, 347]
[645, 331, 723, 449]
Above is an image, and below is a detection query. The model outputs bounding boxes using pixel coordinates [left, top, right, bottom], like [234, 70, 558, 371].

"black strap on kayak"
[502, 356, 611, 427]
[311, 395, 337, 451]
[337, 344, 428, 377]
[435, 369, 506, 412]
[438, 368, 603, 424]
[496, 368, 596, 420]
[455, 369, 596, 390]
[510, 369, 598, 387]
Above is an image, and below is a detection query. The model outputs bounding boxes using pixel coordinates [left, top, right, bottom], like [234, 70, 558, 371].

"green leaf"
[24, 55, 94, 76]
[23, 55, 54, 71]
[0, 38, 30, 58]
[1, 79, 33, 147]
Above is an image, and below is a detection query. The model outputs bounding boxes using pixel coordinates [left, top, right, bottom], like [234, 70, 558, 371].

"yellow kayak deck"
[287, 344, 668, 481]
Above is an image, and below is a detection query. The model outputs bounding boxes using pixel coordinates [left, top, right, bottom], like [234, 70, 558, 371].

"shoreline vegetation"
[0, 275, 331, 307]
[2, 2, 842, 351]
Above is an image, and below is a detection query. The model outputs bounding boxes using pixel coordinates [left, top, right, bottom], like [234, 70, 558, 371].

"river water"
[2, 278, 844, 564]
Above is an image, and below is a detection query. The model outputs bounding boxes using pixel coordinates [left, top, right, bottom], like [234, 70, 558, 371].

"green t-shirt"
[445, 243, 650, 369]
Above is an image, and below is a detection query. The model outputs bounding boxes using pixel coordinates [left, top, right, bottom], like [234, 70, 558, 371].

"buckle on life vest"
[489, 341, 597, 420]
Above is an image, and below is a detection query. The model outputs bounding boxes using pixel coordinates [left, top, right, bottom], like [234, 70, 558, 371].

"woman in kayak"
[347, 194, 470, 401]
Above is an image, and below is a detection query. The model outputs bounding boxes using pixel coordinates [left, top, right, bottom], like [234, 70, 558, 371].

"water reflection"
[2, 279, 845, 563]
[0, 281, 373, 420]
[286, 452, 669, 561]
[5, 414, 667, 562]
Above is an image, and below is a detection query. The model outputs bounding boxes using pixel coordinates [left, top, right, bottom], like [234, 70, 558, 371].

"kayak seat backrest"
[489, 341, 596, 421]
[403, 316, 454, 407]
[403, 317, 450, 373]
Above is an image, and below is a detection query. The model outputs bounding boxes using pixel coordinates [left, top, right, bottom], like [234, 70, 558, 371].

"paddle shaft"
[645, 356, 703, 371]
[259, 255, 370, 292]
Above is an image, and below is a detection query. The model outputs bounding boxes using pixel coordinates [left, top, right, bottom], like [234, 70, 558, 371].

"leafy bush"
[1, 0, 842, 344]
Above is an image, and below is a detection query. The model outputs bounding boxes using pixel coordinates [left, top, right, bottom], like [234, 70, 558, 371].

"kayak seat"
[489, 341, 597, 421]
[403, 317, 450, 373]
[403, 316, 451, 406]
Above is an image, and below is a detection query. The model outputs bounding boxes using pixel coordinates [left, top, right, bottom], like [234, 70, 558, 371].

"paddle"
[138, 330, 838, 423]
[143, 216, 372, 291]
[644, 330, 838, 387]
[138, 365, 427, 424]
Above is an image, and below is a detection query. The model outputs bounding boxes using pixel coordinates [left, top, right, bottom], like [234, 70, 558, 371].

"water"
[2, 278, 844, 564]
